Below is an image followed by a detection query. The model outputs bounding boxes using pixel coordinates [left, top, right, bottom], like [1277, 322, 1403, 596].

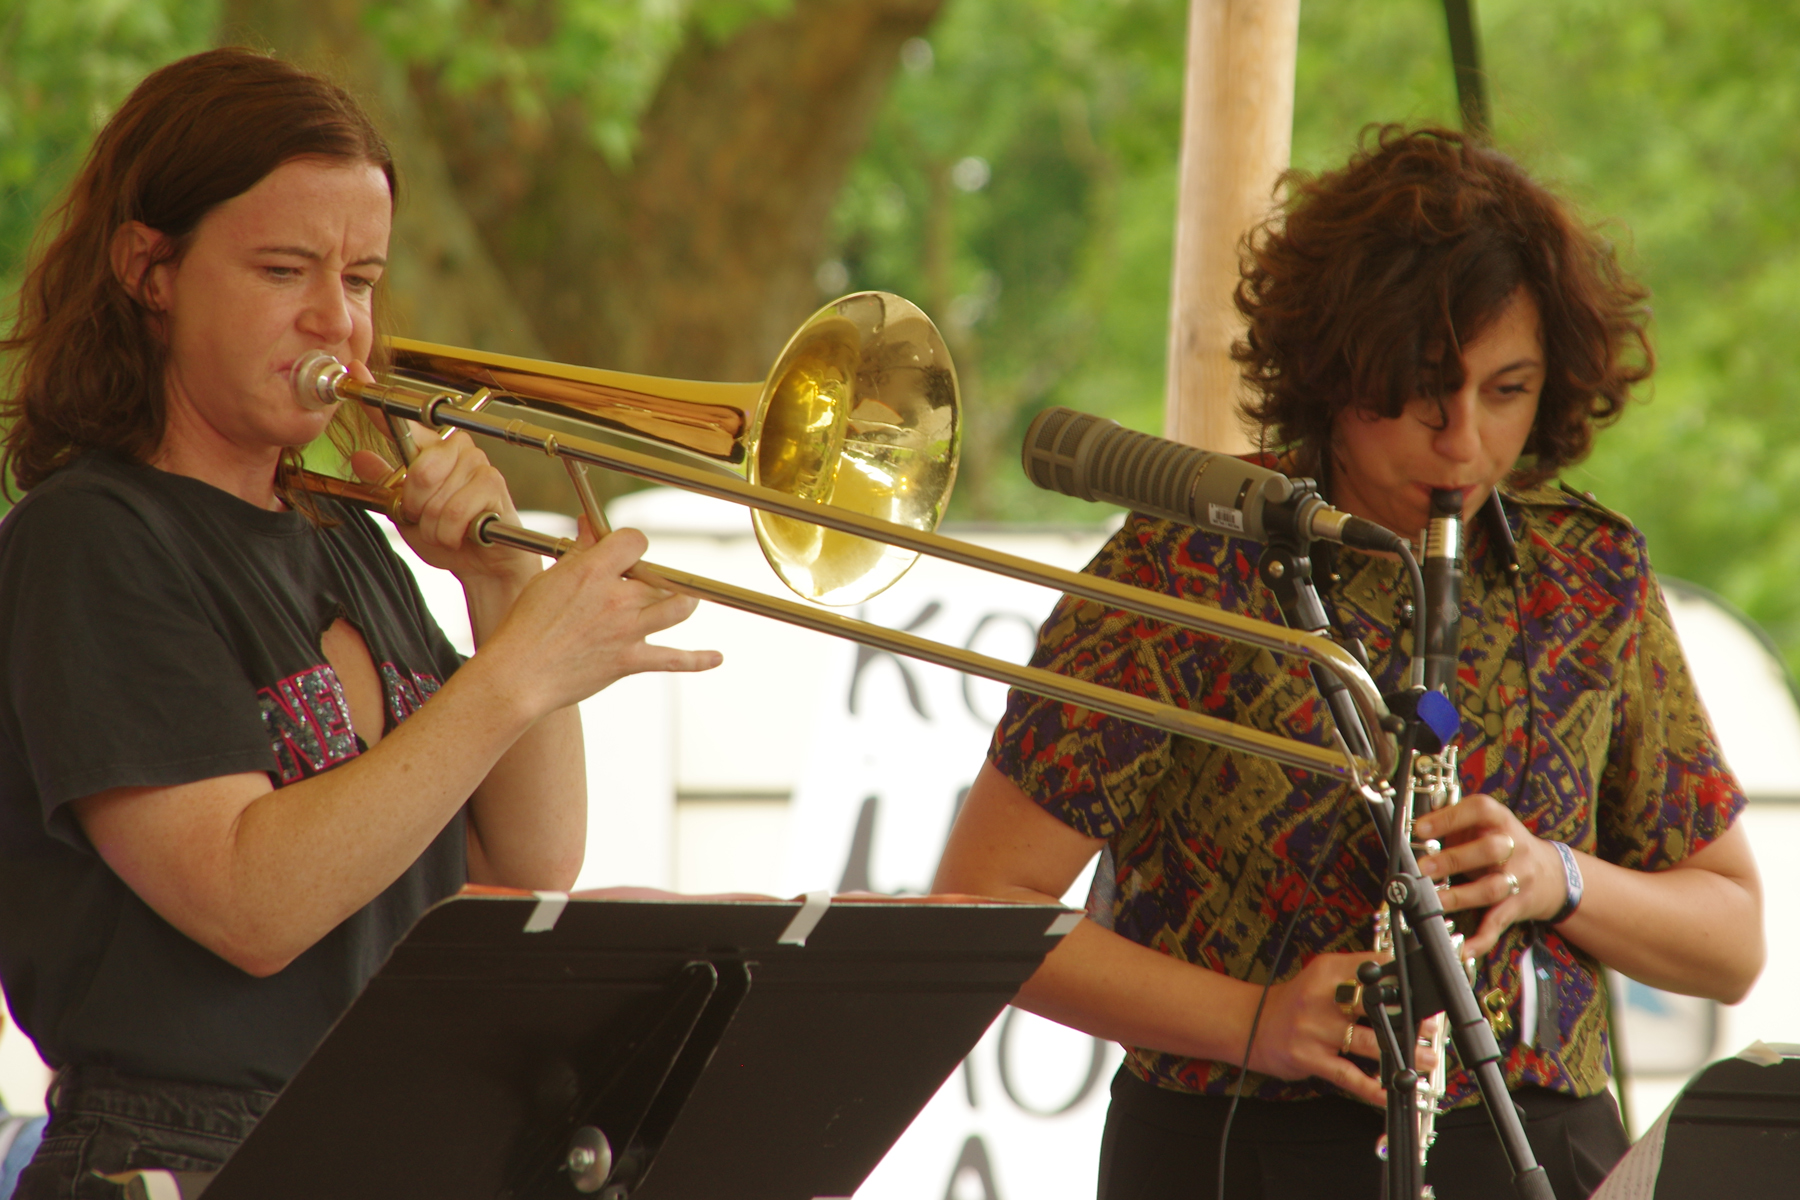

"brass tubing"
[637, 560, 1366, 783]
[309, 371, 1396, 780]
[301, 470, 1366, 782]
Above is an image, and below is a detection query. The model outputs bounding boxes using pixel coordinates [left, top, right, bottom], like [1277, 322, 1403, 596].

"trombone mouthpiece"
[292, 350, 348, 412]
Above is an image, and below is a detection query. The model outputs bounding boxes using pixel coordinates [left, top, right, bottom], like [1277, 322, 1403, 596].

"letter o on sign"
[996, 1007, 1107, 1117]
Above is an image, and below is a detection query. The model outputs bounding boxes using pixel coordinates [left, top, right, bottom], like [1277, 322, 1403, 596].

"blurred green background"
[3, 0, 1798, 666]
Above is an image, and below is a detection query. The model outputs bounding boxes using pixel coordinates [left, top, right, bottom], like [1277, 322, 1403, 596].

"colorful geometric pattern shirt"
[988, 480, 1744, 1106]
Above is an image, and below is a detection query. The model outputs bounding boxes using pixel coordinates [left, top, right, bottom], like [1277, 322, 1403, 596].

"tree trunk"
[221, 0, 944, 512]
[416, 0, 944, 381]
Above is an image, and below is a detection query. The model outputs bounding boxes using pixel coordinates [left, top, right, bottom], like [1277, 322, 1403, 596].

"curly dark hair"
[1, 47, 397, 498]
[1233, 125, 1652, 485]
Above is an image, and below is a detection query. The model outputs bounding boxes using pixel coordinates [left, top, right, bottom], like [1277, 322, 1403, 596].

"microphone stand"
[1254, 481, 1555, 1200]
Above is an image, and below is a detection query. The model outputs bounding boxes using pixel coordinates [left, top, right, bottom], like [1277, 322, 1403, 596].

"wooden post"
[1164, 0, 1300, 452]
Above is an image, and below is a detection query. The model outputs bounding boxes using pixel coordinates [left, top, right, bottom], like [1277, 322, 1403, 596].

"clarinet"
[1415, 487, 1465, 819]
[1374, 488, 1467, 1185]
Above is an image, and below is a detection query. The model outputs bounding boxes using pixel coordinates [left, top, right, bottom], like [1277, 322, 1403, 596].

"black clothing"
[1098, 1067, 1628, 1200]
[1427, 1087, 1629, 1199]
[13, 1066, 273, 1200]
[0, 451, 466, 1093]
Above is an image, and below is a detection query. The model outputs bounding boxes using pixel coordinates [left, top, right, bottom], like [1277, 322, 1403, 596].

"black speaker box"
[1648, 1050, 1800, 1198]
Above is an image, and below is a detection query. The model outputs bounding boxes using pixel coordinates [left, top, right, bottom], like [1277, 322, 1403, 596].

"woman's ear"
[109, 221, 171, 309]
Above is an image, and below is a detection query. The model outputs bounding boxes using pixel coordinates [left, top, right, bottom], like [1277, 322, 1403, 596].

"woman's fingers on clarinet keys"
[1343, 1028, 1441, 1075]
[1334, 1012, 1440, 1074]
[1412, 795, 1518, 876]
[1414, 795, 1563, 957]
[1417, 797, 1532, 886]
[1256, 952, 1390, 1106]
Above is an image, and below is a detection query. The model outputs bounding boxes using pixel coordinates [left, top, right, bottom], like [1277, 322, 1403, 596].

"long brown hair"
[1234, 125, 1652, 484]
[1, 47, 398, 496]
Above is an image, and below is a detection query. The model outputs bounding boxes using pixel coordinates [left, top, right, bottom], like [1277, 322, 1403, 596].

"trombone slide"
[293, 343, 1396, 785]
[303, 470, 1375, 784]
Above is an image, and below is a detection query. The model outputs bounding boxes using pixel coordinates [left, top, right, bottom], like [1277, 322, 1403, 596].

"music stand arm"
[514, 959, 753, 1200]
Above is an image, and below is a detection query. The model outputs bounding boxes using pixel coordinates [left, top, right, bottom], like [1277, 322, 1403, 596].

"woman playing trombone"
[935, 126, 1762, 1199]
[0, 48, 719, 1197]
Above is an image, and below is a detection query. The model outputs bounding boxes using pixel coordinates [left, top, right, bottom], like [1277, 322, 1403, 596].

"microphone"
[1021, 407, 1405, 553]
[1420, 488, 1464, 700]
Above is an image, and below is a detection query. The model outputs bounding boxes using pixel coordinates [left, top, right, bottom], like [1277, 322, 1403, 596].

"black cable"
[1399, 540, 1427, 687]
[1442, 0, 1491, 141]
[1215, 789, 1356, 1200]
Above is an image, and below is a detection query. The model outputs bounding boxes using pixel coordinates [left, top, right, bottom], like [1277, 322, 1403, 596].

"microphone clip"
[1265, 478, 1409, 555]
[1259, 477, 1328, 553]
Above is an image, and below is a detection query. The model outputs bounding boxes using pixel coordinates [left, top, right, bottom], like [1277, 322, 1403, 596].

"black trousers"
[1098, 1067, 1629, 1200]
[14, 1066, 273, 1200]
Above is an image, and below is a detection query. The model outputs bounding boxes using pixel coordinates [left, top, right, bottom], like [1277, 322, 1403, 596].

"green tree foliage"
[829, 0, 1800, 669]
[4, 0, 1800, 668]
[363, 0, 795, 166]
[825, 0, 1189, 521]
[0, 0, 216, 298]
[1483, 1, 1800, 667]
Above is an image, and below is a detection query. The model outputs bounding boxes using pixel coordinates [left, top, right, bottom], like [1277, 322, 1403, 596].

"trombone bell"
[384, 292, 960, 606]
[295, 288, 1396, 782]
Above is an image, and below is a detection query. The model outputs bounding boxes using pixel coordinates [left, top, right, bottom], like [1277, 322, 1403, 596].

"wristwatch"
[1547, 840, 1584, 925]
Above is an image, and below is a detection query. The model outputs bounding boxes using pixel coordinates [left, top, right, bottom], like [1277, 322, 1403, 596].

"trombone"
[291, 291, 1396, 785]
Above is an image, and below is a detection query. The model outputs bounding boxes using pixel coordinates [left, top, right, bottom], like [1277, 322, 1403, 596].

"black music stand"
[193, 890, 1072, 1200]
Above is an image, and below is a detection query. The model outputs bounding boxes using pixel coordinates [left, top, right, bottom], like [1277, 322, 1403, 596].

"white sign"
[779, 529, 1123, 1200]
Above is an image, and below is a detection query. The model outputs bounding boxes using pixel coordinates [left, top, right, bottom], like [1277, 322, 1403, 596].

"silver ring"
[1341, 1023, 1358, 1055]
[1505, 873, 1521, 897]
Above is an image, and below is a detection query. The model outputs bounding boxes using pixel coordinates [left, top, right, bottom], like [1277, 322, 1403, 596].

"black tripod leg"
[1359, 959, 1421, 1200]
[1392, 870, 1556, 1199]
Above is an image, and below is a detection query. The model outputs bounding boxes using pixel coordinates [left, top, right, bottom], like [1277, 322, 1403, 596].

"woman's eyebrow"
[1488, 356, 1543, 374]
[252, 244, 388, 268]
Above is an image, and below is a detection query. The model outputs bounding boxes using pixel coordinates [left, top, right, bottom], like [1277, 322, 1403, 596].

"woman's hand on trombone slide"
[341, 364, 723, 704]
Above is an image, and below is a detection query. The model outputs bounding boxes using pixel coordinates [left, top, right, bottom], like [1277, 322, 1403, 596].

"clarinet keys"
[1482, 987, 1513, 1038]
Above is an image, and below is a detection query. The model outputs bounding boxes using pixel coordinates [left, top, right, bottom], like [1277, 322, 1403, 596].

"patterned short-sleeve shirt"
[989, 480, 1744, 1106]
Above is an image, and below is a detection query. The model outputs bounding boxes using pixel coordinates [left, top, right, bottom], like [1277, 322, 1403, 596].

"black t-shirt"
[0, 450, 467, 1091]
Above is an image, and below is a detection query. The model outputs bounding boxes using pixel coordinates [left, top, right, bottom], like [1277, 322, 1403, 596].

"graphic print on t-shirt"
[380, 662, 443, 726]
[258, 662, 447, 784]
[259, 664, 359, 784]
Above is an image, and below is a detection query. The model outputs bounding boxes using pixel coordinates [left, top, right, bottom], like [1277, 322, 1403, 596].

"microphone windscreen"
[1023, 407, 1246, 530]
[1020, 406, 1102, 499]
